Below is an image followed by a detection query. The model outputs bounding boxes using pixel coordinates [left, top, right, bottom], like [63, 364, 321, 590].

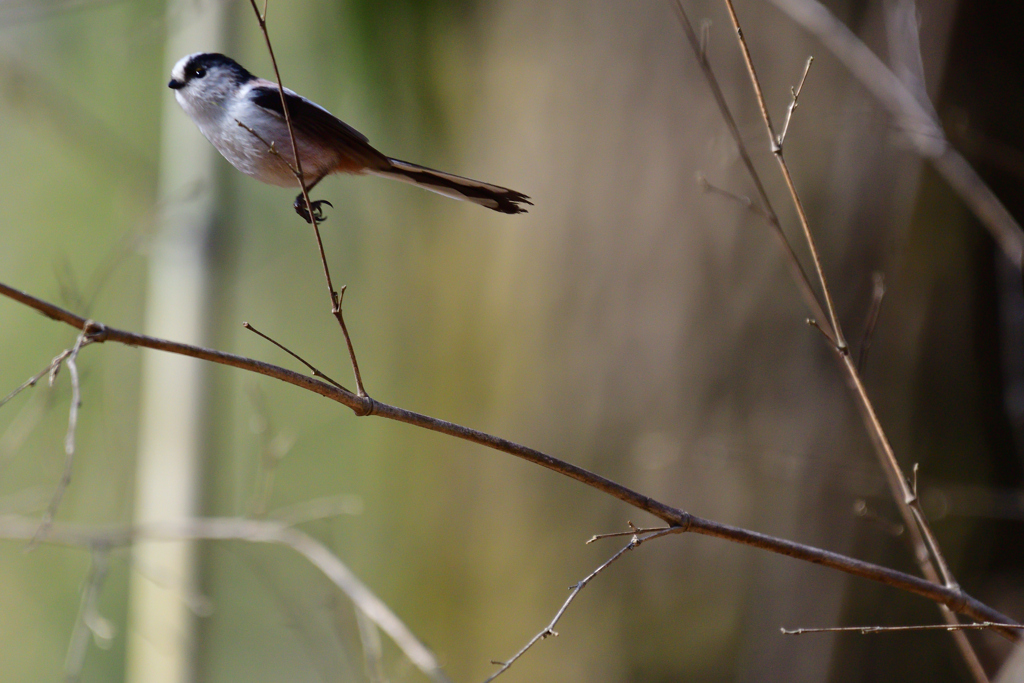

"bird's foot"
[294, 195, 333, 224]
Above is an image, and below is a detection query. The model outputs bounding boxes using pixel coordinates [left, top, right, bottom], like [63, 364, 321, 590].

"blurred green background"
[1, 0, 1023, 681]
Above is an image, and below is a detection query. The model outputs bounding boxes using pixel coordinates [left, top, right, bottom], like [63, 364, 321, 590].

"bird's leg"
[293, 177, 332, 223]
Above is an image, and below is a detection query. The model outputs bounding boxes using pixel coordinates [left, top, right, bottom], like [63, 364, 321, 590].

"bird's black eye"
[189, 65, 206, 79]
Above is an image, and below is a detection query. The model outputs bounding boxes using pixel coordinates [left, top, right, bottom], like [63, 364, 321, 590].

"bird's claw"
[294, 196, 333, 223]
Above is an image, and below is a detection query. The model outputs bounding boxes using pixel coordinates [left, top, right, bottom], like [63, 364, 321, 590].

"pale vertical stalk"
[124, 3, 227, 682]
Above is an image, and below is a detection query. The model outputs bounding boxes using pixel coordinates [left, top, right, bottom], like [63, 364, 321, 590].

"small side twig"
[0, 349, 73, 410]
[777, 56, 813, 148]
[696, 173, 767, 220]
[587, 521, 672, 543]
[33, 325, 98, 544]
[243, 322, 351, 394]
[485, 527, 680, 683]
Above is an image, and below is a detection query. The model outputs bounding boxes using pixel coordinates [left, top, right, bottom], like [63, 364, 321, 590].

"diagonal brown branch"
[1, 280, 1019, 636]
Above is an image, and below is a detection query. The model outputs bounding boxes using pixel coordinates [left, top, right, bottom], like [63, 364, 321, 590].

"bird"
[168, 52, 531, 222]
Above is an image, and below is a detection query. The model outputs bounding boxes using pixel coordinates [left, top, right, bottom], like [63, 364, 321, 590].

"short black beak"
[168, 78, 185, 90]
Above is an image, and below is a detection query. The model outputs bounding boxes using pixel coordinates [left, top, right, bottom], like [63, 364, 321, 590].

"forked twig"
[32, 324, 100, 545]
[714, 0, 994, 668]
[671, 0, 834, 345]
[485, 528, 680, 683]
[245, 0, 368, 399]
[777, 56, 813, 148]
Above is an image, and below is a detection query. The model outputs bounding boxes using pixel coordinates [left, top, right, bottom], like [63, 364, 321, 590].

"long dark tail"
[369, 158, 532, 214]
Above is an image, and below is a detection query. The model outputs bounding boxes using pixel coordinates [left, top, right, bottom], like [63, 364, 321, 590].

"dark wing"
[250, 86, 388, 170]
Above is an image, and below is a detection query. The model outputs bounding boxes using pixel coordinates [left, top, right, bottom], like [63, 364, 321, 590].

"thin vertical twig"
[712, 0, 984, 672]
[671, 1, 834, 343]
[721, 0, 845, 350]
[484, 528, 679, 683]
[32, 326, 96, 545]
[245, 0, 368, 399]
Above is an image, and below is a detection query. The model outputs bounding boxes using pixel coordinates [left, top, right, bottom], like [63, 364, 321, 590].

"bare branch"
[0, 281, 1019, 634]
[715, 0, 995, 665]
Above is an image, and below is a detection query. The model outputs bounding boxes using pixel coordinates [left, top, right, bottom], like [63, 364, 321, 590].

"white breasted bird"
[168, 52, 531, 222]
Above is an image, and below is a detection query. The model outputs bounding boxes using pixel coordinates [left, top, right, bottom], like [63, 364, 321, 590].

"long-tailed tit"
[168, 53, 531, 222]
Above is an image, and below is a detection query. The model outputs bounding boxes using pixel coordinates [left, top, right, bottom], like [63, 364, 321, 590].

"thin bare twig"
[777, 56, 813, 148]
[721, 0, 845, 350]
[245, 0, 368, 398]
[716, 0, 994, 667]
[764, 0, 1024, 267]
[235, 119, 296, 175]
[782, 621, 1024, 635]
[0, 349, 73, 410]
[587, 521, 672, 543]
[671, 1, 835, 346]
[0, 281, 1019, 635]
[243, 322, 351, 394]
[32, 325, 99, 544]
[0, 514, 452, 683]
[485, 528, 679, 683]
